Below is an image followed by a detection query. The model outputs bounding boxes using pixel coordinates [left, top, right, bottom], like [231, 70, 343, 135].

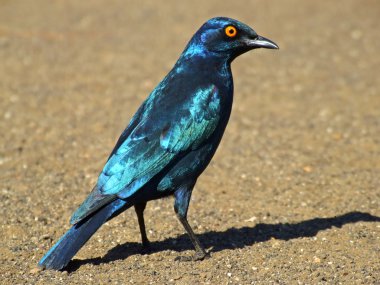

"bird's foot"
[174, 251, 210, 262]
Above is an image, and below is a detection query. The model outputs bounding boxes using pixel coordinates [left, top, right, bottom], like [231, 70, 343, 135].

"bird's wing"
[99, 85, 221, 199]
[159, 85, 220, 152]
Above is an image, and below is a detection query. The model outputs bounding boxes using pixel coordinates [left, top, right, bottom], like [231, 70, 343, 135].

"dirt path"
[1, 0, 379, 284]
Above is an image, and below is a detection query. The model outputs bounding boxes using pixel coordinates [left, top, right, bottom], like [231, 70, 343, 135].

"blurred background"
[1, 0, 379, 284]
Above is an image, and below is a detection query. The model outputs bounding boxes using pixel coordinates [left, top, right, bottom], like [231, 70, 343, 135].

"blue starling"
[39, 17, 278, 270]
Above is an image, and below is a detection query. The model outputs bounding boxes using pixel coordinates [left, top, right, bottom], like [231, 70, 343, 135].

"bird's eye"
[225, 26, 237, 38]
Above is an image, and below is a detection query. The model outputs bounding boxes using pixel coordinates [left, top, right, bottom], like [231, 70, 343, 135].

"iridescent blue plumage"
[39, 17, 278, 270]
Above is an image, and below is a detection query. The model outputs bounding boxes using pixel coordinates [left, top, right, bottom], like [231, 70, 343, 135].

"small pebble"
[303, 166, 312, 173]
[29, 267, 43, 274]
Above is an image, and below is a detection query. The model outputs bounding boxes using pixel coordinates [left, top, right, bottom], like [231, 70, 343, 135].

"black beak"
[247, 35, 279, 49]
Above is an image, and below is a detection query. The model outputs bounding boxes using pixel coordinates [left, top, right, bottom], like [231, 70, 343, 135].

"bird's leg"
[134, 202, 150, 251]
[173, 184, 209, 262]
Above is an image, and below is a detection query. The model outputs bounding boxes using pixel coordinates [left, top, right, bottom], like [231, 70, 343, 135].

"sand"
[1, 0, 379, 284]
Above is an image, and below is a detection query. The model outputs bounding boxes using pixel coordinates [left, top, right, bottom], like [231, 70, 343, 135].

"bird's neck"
[173, 53, 234, 110]
[175, 53, 232, 80]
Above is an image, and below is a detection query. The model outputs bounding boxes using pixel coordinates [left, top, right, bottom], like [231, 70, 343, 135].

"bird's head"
[184, 17, 278, 61]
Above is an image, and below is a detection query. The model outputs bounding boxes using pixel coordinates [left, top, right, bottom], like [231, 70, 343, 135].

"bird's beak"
[247, 35, 279, 49]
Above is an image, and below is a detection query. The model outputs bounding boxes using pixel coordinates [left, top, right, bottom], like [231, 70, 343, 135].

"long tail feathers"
[38, 199, 129, 270]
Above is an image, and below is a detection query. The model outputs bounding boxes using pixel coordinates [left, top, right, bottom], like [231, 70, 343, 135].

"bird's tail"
[38, 199, 130, 270]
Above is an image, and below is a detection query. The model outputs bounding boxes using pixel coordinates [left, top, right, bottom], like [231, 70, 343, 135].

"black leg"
[134, 202, 150, 248]
[173, 183, 209, 261]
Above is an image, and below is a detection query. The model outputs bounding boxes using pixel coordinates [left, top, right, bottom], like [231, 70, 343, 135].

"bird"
[38, 16, 278, 270]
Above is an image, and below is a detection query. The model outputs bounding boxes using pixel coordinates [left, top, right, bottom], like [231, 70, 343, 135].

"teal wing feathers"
[71, 85, 221, 223]
[98, 85, 220, 200]
[160, 85, 220, 153]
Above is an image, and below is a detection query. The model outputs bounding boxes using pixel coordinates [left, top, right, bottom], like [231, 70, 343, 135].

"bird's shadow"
[66, 211, 380, 272]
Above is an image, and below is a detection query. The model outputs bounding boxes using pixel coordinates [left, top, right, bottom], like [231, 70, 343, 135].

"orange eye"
[225, 26, 237, 38]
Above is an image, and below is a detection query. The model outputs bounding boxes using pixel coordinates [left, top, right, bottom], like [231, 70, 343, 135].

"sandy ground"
[1, 0, 380, 284]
